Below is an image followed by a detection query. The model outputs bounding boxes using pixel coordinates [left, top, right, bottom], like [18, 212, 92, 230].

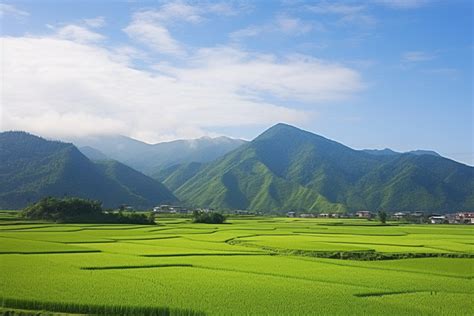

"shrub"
[192, 211, 226, 224]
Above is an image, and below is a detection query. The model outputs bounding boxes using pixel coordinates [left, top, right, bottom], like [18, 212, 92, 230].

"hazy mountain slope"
[71, 135, 247, 175]
[127, 136, 247, 174]
[79, 146, 108, 160]
[362, 148, 440, 157]
[70, 135, 151, 162]
[0, 132, 177, 209]
[176, 124, 473, 213]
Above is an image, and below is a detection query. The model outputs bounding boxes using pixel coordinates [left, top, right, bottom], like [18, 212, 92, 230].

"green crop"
[1, 216, 473, 315]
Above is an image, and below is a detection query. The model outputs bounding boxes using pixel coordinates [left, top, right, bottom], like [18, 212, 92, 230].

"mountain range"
[0, 132, 177, 209]
[1, 125, 472, 213]
[170, 124, 473, 213]
[72, 134, 246, 176]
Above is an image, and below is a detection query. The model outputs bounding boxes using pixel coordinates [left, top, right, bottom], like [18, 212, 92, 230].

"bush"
[192, 211, 226, 224]
[22, 197, 155, 225]
[378, 210, 387, 224]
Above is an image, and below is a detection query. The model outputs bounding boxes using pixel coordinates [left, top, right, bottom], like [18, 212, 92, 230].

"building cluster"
[152, 205, 192, 214]
[285, 210, 474, 224]
[287, 212, 352, 219]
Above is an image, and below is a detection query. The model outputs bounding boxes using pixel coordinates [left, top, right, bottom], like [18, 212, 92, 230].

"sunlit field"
[1, 212, 473, 315]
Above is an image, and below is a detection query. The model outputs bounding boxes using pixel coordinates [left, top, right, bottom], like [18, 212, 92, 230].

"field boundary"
[0, 297, 205, 316]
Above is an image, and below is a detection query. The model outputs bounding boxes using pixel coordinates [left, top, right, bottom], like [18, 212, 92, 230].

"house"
[355, 211, 372, 219]
[234, 210, 252, 215]
[429, 215, 447, 224]
[287, 212, 296, 218]
[455, 212, 474, 224]
[299, 213, 314, 218]
[319, 213, 330, 218]
[392, 212, 407, 220]
[409, 211, 425, 223]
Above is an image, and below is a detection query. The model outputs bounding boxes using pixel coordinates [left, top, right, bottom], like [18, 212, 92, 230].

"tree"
[22, 197, 155, 225]
[378, 210, 387, 224]
[192, 211, 226, 224]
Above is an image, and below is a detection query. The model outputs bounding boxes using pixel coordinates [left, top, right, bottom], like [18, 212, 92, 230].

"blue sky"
[1, 0, 472, 165]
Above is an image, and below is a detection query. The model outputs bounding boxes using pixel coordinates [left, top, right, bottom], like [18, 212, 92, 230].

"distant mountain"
[175, 123, 473, 213]
[407, 150, 441, 157]
[79, 146, 108, 161]
[71, 135, 247, 175]
[0, 132, 177, 209]
[362, 148, 441, 157]
[362, 148, 399, 156]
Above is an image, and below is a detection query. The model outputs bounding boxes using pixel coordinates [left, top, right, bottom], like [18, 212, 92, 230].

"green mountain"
[175, 124, 473, 213]
[153, 162, 206, 191]
[0, 132, 177, 209]
[71, 135, 247, 175]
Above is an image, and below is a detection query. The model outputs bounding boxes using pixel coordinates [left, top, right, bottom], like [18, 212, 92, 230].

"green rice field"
[1, 212, 473, 315]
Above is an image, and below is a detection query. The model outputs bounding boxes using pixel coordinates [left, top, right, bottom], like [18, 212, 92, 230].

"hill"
[175, 123, 473, 213]
[0, 132, 177, 209]
[71, 135, 247, 175]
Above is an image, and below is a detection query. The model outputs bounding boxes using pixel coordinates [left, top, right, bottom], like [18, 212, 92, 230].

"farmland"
[0, 212, 473, 315]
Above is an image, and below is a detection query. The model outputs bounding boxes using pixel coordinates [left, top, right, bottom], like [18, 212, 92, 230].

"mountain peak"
[254, 123, 333, 146]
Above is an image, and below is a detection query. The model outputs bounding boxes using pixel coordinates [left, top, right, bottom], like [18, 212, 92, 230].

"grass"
[0, 216, 472, 315]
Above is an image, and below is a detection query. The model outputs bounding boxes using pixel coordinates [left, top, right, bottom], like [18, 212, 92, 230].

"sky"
[0, 0, 472, 165]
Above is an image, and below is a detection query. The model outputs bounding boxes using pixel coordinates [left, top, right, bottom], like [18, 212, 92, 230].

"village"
[287, 210, 474, 224]
[150, 205, 474, 225]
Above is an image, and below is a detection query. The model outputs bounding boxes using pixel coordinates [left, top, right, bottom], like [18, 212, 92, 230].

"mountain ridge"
[70, 134, 247, 175]
[0, 131, 177, 209]
[173, 123, 473, 213]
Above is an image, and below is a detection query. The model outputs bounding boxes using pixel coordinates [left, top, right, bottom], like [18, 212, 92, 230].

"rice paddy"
[0, 213, 473, 315]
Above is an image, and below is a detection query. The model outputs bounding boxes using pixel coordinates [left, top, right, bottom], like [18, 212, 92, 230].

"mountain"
[362, 148, 399, 156]
[407, 150, 441, 157]
[0, 132, 177, 209]
[79, 146, 108, 160]
[362, 148, 441, 157]
[71, 135, 247, 175]
[175, 123, 473, 213]
[153, 162, 206, 191]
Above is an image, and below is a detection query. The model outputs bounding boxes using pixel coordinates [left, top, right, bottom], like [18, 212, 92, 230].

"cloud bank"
[1, 2, 364, 142]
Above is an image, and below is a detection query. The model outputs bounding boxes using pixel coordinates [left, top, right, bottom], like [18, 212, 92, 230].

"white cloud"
[308, 3, 366, 15]
[231, 15, 313, 40]
[5, 112, 127, 138]
[0, 36, 364, 142]
[56, 25, 105, 43]
[307, 2, 376, 28]
[124, 1, 250, 56]
[135, 2, 203, 24]
[276, 15, 313, 34]
[123, 3, 203, 56]
[0, 3, 29, 18]
[374, 0, 429, 9]
[123, 20, 184, 55]
[402, 51, 435, 62]
[83, 16, 106, 28]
